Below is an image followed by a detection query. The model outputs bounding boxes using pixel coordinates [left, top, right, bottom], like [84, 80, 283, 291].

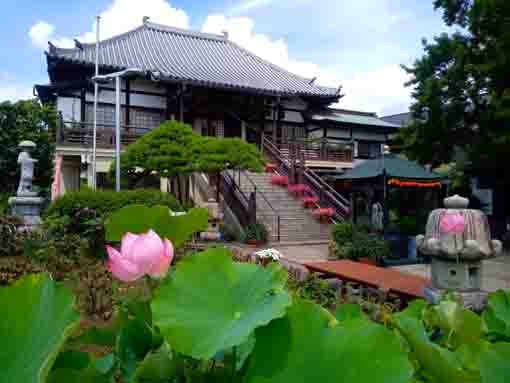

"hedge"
[45, 189, 181, 218]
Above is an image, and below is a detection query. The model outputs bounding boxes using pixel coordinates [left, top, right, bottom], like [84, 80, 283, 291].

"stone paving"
[394, 255, 510, 292]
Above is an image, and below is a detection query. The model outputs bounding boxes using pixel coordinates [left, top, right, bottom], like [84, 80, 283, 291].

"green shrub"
[0, 216, 21, 257]
[242, 222, 269, 243]
[45, 189, 181, 219]
[331, 223, 354, 245]
[332, 223, 390, 261]
[351, 233, 391, 261]
[0, 193, 9, 215]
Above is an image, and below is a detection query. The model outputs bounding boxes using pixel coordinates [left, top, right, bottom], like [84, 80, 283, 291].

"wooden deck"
[304, 260, 430, 299]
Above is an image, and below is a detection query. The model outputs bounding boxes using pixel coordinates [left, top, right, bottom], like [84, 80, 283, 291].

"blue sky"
[1, 0, 449, 115]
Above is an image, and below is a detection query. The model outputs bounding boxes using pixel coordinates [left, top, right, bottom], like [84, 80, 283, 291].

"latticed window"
[281, 124, 305, 140]
[85, 104, 164, 131]
[129, 107, 165, 130]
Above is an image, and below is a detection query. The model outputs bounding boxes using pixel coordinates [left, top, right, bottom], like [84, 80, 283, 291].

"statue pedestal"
[8, 196, 44, 227]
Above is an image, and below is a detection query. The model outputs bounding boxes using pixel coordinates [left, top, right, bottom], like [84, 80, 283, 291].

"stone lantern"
[416, 195, 502, 309]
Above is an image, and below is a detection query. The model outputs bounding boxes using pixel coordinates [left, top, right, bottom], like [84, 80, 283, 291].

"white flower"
[254, 248, 282, 261]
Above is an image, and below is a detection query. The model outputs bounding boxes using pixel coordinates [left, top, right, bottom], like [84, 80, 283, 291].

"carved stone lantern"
[416, 195, 502, 309]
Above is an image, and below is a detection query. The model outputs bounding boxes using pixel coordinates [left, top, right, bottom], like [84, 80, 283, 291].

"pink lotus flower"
[106, 230, 173, 282]
[439, 213, 465, 234]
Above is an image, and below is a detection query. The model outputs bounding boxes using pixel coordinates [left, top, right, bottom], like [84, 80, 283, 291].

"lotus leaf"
[152, 248, 291, 360]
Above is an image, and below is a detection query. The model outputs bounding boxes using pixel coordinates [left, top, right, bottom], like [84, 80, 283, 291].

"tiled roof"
[380, 112, 412, 127]
[47, 22, 339, 98]
[311, 108, 400, 129]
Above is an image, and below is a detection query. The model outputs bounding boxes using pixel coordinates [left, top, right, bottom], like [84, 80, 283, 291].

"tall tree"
[0, 100, 56, 195]
[399, 0, 510, 184]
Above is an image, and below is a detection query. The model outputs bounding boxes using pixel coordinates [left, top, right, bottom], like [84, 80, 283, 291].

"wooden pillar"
[125, 79, 131, 128]
[179, 84, 185, 122]
[276, 99, 282, 141]
[165, 85, 172, 121]
[271, 99, 277, 143]
[80, 88, 86, 123]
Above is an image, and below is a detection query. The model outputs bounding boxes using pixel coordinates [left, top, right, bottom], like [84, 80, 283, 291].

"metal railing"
[233, 170, 281, 242]
[262, 136, 351, 222]
[271, 136, 354, 163]
[57, 120, 151, 148]
[221, 171, 253, 228]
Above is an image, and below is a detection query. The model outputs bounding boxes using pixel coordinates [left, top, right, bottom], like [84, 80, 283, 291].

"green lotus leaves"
[152, 248, 291, 360]
[482, 290, 510, 341]
[480, 342, 510, 383]
[426, 299, 482, 348]
[105, 204, 209, 247]
[0, 274, 80, 383]
[244, 300, 414, 383]
[394, 315, 479, 383]
[335, 303, 365, 322]
[135, 342, 178, 382]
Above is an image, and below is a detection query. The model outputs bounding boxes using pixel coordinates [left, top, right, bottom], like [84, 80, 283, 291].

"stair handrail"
[262, 134, 350, 220]
[221, 171, 253, 227]
[239, 170, 281, 241]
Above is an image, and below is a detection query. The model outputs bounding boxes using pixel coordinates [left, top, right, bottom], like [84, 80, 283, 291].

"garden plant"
[1, 204, 509, 383]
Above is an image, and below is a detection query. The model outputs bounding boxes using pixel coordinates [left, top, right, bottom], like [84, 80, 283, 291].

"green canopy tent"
[333, 154, 444, 229]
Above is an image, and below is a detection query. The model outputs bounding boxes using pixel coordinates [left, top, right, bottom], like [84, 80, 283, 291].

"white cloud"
[0, 73, 33, 102]
[29, 22, 55, 48]
[28, 0, 189, 50]
[78, 0, 189, 43]
[228, 0, 274, 15]
[0, 85, 33, 102]
[338, 64, 413, 115]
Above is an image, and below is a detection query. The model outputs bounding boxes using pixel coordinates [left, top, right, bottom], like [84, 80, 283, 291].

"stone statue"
[8, 141, 44, 228]
[16, 141, 38, 197]
[371, 202, 384, 232]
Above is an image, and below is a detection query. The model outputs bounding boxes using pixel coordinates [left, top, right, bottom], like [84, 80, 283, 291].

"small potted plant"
[242, 222, 269, 246]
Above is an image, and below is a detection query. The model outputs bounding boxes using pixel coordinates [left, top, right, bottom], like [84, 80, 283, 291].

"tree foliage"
[399, 0, 510, 182]
[119, 121, 263, 179]
[0, 100, 56, 195]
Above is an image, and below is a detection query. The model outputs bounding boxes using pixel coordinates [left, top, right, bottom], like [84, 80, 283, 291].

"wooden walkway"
[304, 260, 430, 300]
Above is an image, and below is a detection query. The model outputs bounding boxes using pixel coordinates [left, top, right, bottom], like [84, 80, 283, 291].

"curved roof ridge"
[52, 24, 146, 53]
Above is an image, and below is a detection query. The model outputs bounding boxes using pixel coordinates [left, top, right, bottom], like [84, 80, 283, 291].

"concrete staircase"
[234, 171, 331, 242]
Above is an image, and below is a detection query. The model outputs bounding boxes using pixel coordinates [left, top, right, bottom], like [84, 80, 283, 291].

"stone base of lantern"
[430, 257, 483, 291]
[424, 286, 488, 312]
